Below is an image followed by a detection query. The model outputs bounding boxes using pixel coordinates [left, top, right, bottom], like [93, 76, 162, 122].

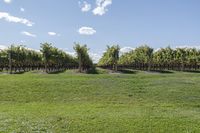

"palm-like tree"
[74, 43, 93, 72]
[134, 45, 153, 71]
[98, 45, 120, 71]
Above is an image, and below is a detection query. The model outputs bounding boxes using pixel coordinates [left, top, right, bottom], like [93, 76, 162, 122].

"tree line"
[98, 45, 200, 71]
[1, 43, 200, 74]
[0, 43, 93, 73]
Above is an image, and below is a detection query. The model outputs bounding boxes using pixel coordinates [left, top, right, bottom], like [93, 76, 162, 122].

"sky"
[0, 0, 200, 62]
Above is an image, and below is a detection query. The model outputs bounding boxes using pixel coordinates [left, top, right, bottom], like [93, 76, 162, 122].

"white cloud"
[89, 52, 102, 63]
[48, 32, 60, 36]
[175, 45, 200, 49]
[20, 8, 25, 12]
[0, 45, 7, 50]
[78, 27, 96, 35]
[93, 0, 112, 16]
[0, 12, 34, 26]
[79, 1, 91, 12]
[4, 0, 12, 4]
[120, 47, 135, 55]
[66, 50, 102, 63]
[20, 40, 26, 43]
[21, 31, 36, 38]
[26, 47, 40, 53]
[154, 48, 161, 52]
[66, 51, 76, 57]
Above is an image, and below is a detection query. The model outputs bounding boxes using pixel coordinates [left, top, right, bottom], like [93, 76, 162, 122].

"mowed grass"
[0, 71, 200, 132]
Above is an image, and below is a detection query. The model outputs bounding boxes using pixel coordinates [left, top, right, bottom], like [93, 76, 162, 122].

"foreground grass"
[0, 71, 200, 132]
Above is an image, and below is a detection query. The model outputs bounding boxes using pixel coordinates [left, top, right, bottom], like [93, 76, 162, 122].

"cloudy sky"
[0, 0, 200, 62]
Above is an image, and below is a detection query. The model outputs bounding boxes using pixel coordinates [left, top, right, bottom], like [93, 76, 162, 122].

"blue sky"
[0, 0, 200, 62]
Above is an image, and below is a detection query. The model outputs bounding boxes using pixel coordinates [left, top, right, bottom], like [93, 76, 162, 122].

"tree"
[73, 43, 93, 72]
[41, 43, 77, 73]
[134, 45, 154, 71]
[40, 43, 53, 72]
[153, 47, 175, 70]
[0, 49, 8, 71]
[175, 48, 187, 71]
[118, 50, 136, 66]
[98, 45, 120, 71]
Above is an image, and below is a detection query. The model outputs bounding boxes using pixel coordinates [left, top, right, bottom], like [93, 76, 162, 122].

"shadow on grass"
[48, 70, 66, 74]
[118, 69, 138, 74]
[86, 67, 111, 74]
[87, 68, 139, 74]
[12, 71, 26, 74]
[149, 70, 174, 74]
[183, 70, 200, 73]
[87, 70, 99, 74]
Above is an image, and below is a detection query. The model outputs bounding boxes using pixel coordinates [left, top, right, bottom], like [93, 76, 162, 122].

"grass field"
[0, 70, 200, 132]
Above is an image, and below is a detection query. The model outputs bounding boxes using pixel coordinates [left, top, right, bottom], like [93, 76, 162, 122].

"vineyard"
[1, 0, 200, 132]
[1, 44, 200, 74]
[0, 43, 94, 74]
[98, 45, 200, 72]
[1, 44, 200, 132]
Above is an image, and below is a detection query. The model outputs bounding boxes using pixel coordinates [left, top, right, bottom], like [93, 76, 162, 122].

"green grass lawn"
[0, 71, 200, 132]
